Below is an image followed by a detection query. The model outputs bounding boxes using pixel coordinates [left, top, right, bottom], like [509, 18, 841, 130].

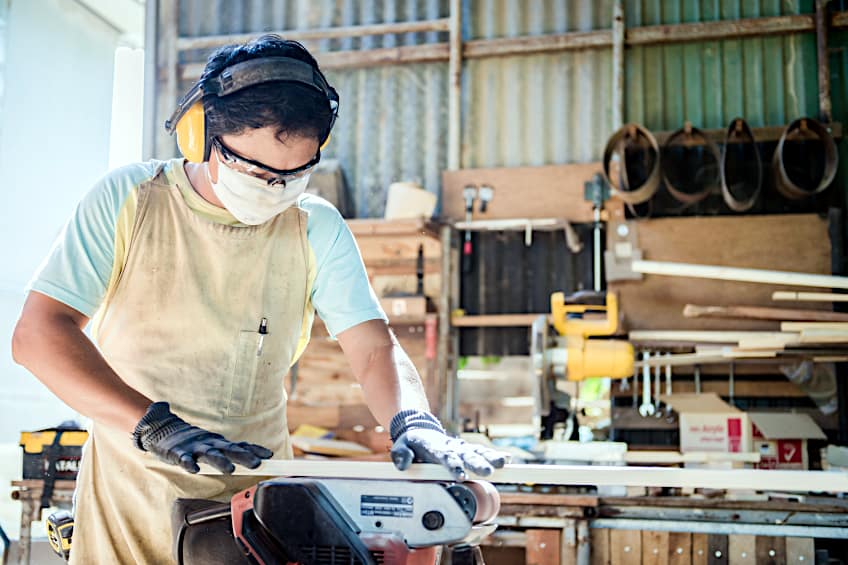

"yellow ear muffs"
[175, 101, 207, 163]
[319, 132, 331, 152]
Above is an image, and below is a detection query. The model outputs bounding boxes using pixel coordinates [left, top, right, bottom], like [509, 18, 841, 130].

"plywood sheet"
[642, 530, 670, 565]
[526, 529, 561, 565]
[668, 532, 691, 565]
[442, 163, 602, 222]
[611, 530, 641, 565]
[608, 214, 831, 332]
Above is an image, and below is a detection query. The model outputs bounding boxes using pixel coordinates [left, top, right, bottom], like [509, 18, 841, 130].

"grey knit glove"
[132, 402, 273, 474]
[389, 410, 510, 480]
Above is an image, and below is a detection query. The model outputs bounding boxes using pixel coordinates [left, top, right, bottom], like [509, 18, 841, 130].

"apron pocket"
[226, 330, 265, 417]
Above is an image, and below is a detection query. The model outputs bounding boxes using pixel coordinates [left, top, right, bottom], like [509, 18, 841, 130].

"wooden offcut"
[525, 529, 561, 565]
[441, 163, 602, 222]
[608, 214, 831, 331]
[683, 304, 848, 322]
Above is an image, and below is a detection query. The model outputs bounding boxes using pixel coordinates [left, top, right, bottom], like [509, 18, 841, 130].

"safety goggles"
[212, 136, 320, 186]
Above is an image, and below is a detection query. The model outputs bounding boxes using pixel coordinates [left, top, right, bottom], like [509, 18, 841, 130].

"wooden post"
[447, 0, 463, 171]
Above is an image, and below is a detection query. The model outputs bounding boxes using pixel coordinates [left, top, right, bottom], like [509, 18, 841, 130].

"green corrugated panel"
[625, 0, 818, 130]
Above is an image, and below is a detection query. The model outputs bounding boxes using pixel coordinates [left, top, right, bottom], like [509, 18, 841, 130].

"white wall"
[0, 0, 120, 442]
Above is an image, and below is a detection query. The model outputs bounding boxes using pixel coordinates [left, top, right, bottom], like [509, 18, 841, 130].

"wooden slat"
[498, 493, 599, 507]
[683, 304, 848, 322]
[707, 535, 728, 564]
[633, 261, 848, 290]
[785, 538, 815, 563]
[590, 528, 611, 565]
[781, 322, 848, 332]
[441, 164, 601, 222]
[727, 535, 756, 564]
[526, 529, 561, 565]
[643, 530, 670, 565]
[668, 532, 691, 565]
[562, 520, 578, 565]
[773, 291, 848, 302]
[452, 313, 547, 327]
[609, 214, 831, 332]
[629, 331, 794, 344]
[692, 534, 709, 565]
[755, 536, 786, 565]
[610, 530, 641, 565]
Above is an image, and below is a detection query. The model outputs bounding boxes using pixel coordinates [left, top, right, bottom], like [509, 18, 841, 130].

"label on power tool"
[360, 495, 414, 518]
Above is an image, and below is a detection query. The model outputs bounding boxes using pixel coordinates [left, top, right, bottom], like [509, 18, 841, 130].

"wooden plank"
[668, 532, 691, 565]
[203, 461, 848, 492]
[590, 528, 611, 565]
[683, 304, 848, 322]
[784, 538, 815, 563]
[643, 530, 670, 565]
[781, 322, 848, 332]
[452, 313, 547, 327]
[692, 534, 709, 565]
[629, 331, 792, 344]
[612, 380, 805, 398]
[348, 218, 437, 237]
[774, 291, 848, 302]
[562, 520, 578, 565]
[290, 436, 372, 457]
[526, 529, 561, 565]
[707, 535, 727, 564]
[441, 164, 601, 222]
[498, 493, 599, 507]
[633, 261, 848, 290]
[799, 329, 848, 344]
[609, 215, 831, 332]
[727, 535, 756, 564]
[610, 530, 641, 565]
[755, 536, 786, 565]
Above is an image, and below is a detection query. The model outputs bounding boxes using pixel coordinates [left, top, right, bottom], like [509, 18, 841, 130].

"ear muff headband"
[165, 56, 340, 162]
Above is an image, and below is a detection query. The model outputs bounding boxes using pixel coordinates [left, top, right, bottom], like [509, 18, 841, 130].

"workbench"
[10, 479, 75, 565]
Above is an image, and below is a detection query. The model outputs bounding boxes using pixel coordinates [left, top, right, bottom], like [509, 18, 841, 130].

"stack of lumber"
[286, 218, 441, 433]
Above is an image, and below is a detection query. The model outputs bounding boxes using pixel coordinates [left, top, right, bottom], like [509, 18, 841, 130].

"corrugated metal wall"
[625, 0, 818, 129]
[153, 0, 827, 218]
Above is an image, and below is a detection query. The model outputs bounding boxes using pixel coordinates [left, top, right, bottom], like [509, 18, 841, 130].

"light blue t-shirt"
[29, 159, 386, 341]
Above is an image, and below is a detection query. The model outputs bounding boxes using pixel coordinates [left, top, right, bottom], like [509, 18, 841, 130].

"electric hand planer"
[172, 477, 500, 565]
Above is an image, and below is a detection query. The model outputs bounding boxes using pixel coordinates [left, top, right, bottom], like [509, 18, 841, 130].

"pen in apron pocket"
[257, 317, 268, 356]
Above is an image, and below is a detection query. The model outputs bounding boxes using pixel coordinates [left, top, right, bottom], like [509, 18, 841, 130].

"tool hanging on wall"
[720, 118, 762, 212]
[661, 122, 721, 206]
[773, 117, 838, 199]
[584, 174, 611, 292]
[639, 351, 654, 417]
[461, 186, 477, 274]
[602, 124, 661, 207]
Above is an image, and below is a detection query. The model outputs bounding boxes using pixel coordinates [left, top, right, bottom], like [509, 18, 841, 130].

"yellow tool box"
[19, 424, 88, 481]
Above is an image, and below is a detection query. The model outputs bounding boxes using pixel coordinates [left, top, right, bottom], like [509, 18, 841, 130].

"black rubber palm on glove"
[389, 410, 510, 480]
[132, 402, 273, 474]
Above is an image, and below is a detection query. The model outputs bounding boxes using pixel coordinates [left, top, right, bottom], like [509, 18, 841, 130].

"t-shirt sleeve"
[28, 163, 152, 317]
[302, 195, 387, 338]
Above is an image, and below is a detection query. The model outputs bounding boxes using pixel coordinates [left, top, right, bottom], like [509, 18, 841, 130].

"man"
[12, 35, 507, 563]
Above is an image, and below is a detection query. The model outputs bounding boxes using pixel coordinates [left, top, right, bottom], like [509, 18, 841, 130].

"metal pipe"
[593, 208, 602, 291]
[816, 0, 833, 123]
[176, 18, 451, 51]
[590, 519, 848, 539]
[447, 0, 463, 171]
[611, 0, 625, 131]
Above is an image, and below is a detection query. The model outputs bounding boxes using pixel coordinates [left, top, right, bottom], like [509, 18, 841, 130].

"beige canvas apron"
[69, 161, 309, 564]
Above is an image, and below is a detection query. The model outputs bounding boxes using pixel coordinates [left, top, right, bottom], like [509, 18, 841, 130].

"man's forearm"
[12, 296, 151, 433]
[356, 341, 430, 428]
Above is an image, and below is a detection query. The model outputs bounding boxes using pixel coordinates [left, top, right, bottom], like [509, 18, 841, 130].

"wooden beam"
[684, 304, 848, 322]
[774, 291, 848, 302]
[200, 461, 848, 492]
[629, 331, 793, 344]
[781, 321, 848, 332]
[632, 260, 848, 290]
[452, 314, 547, 327]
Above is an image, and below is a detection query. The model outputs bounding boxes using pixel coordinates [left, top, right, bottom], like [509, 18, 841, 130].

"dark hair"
[199, 34, 335, 143]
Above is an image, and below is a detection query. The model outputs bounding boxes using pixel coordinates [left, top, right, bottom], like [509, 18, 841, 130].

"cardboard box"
[662, 393, 752, 454]
[750, 412, 826, 470]
[379, 296, 427, 319]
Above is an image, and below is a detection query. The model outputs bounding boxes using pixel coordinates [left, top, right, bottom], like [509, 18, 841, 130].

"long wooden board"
[441, 163, 602, 222]
[200, 461, 848, 492]
[608, 215, 831, 332]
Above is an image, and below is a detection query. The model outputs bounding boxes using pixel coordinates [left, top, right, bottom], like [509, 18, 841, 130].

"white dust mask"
[207, 153, 311, 225]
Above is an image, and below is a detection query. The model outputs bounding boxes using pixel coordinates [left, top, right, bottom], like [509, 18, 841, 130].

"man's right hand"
[132, 402, 273, 474]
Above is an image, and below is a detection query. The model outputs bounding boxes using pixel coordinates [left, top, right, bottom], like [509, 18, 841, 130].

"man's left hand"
[389, 410, 510, 480]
